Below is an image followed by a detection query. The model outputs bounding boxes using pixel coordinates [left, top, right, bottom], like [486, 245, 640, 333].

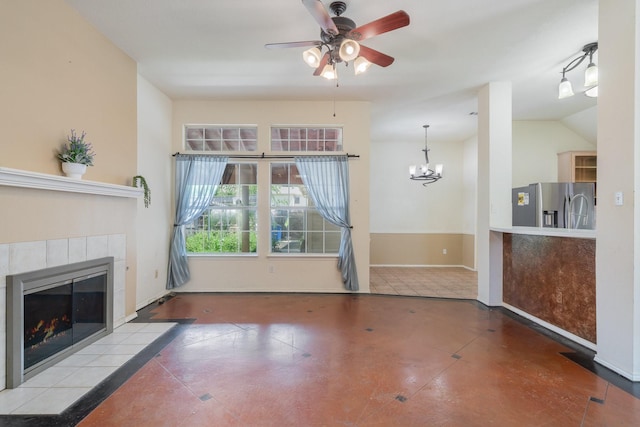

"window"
[271, 127, 342, 152]
[270, 163, 341, 254]
[185, 163, 258, 254]
[185, 125, 257, 152]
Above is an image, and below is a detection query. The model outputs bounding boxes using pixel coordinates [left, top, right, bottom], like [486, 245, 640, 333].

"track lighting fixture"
[558, 42, 598, 99]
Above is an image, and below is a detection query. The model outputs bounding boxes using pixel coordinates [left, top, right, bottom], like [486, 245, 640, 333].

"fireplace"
[6, 257, 114, 388]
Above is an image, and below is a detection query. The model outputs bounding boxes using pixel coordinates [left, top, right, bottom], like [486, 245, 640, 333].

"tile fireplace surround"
[0, 167, 143, 392]
[0, 234, 129, 392]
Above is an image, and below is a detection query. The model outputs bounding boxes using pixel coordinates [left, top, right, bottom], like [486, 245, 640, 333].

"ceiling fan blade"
[302, 0, 338, 35]
[265, 40, 322, 49]
[313, 52, 330, 76]
[358, 45, 394, 67]
[348, 10, 410, 41]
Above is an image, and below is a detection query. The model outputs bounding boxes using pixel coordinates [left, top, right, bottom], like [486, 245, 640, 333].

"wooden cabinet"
[558, 151, 597, 183]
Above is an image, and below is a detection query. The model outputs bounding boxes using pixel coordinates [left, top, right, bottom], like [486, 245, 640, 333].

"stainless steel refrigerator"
[512, 182, 595, 229]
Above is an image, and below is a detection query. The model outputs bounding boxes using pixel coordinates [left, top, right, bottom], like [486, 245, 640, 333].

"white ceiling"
[65, 0, 598, 144]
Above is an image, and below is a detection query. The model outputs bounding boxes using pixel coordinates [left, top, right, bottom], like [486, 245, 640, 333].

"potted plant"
[132, 175, 151, 208]
[58, 129, 95, 179]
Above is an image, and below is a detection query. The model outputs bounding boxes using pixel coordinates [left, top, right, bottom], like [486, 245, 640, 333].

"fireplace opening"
[7, 257, 114, 388]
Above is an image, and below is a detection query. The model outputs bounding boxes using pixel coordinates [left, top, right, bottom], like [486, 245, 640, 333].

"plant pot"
[61, 162, 87, 179]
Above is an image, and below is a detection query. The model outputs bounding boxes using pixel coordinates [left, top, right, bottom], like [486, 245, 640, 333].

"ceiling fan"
[265, 0, 410, 79]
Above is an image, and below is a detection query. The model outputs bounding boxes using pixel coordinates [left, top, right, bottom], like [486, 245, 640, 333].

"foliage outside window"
[271, 127, 343, 152]
[185, 125, 257, 152]
[185, 163, 258, 254]
[270, 163, 340, 254]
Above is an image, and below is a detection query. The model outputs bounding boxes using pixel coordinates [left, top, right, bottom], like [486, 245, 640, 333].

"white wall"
[370, 136, 465, 233]
[562, 106, 598, 144]
[594, 0, 640, 381]
[135, 75, 173, 309]
[512, 120, 596, 187]
[462, 135, 478, 235]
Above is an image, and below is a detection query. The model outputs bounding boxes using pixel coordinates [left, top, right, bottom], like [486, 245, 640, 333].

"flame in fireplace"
[26, 314, 71, 343]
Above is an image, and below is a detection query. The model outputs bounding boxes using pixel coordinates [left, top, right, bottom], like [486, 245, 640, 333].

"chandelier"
[409, 125, 443, 185]
[558, 42, 598, 99]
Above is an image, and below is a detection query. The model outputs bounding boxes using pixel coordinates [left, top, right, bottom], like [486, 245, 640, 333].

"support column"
[594, 0, 640, 380]
[477, 82, 512, 306]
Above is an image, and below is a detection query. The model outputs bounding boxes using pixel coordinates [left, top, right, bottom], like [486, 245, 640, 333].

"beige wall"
[370, 233, 469, 267]
[1, 1, 137, 184]
[0, 0, 139, 316]
[172, 100, 371, 293]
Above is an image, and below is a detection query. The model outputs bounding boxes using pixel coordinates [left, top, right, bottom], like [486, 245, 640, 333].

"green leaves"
[57, 129, 95, 166]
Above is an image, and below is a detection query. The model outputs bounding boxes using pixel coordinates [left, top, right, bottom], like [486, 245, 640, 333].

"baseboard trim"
[502, 302, 596, 351]
[370, 264, 476, 271]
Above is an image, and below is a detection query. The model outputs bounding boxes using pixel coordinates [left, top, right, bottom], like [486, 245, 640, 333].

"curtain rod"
[172, 152, 359, 159]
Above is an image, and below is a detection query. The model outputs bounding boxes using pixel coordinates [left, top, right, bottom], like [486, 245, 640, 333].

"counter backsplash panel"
[503, 233, 596, 344]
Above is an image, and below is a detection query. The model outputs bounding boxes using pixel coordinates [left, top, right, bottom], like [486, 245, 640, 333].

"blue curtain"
[167, 155, 228, 289]
[295, 155, 358, 291]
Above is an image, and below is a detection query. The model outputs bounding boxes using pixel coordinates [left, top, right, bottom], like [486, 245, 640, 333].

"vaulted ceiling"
[65, 0, 598, 144]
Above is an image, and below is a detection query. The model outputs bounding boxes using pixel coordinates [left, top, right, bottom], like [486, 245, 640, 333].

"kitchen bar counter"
[491, 226, 595, 239]
[492, 227, 596, 349]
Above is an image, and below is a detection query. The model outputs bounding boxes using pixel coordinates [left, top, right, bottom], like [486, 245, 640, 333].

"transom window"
[270, 163, 340, 254]
[185, 163, 258, 254]
[185, 125, 257, 152]
[271, 127, 343, 152]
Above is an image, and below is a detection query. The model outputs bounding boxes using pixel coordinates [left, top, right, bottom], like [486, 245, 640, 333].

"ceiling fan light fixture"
[338, 39, 360, 62]
[321, 63, 337, 80]
[302, 47, 322, 68]
[354, 56, 372, 75]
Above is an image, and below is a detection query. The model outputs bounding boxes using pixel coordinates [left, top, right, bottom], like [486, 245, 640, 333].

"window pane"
[186, 163, 258, 254]
[184, 125, 257, 152]
[270, 127, 343, 152]
[270, 162, 339, 255]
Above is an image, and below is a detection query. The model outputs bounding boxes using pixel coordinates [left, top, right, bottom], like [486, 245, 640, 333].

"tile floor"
[0, 322, 176, 416]
[3, 288, 640, 426]
[370, 266, 477, 299]
[9, 293, 632, 426]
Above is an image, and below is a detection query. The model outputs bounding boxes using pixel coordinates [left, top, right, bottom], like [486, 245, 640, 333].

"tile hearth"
[0, 322, 176, 415]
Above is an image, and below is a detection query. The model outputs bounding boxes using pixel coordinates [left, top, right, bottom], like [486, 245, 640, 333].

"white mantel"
[0, 167, 142, 198]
